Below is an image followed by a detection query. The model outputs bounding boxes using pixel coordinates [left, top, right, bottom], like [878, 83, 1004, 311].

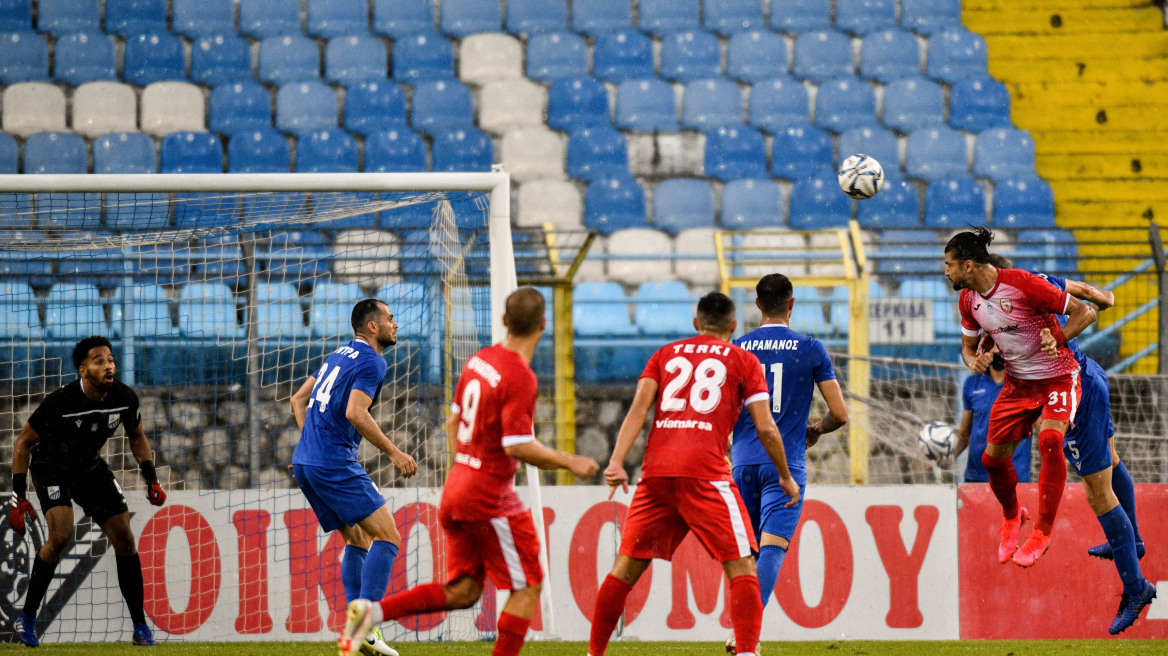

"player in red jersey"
[588, 292, 799, 656]
[945, 228, 1097, 567]
[337, 288, 599, 656]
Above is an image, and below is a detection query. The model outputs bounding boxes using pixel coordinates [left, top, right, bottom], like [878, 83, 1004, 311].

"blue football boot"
[1110, 581, 1156, 635]
[1088, 539, 1145, 561]
[15, 612, 39, 647]
[132, 622, 158, 646]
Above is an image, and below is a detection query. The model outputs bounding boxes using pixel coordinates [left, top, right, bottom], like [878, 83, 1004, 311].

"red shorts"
[619, 477, 758, 562]
[441, 511, 543, 591]
[987, 371, 1082, 445]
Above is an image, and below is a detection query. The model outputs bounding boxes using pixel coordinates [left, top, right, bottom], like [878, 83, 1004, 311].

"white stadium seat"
[500, 127, 565, 183]
[606, 227, 672, 286]
[672, 227, 719, 287]
[333, 229, 401, 289]
[458, 33, 523, 85]
[740, 228, 808, 278]
[575, 235, 607, 282]
[141, 82, 206, 137]
[72, 82, 137, 139]
[479, 78, 547, 135]
[516, 179, 583, 229]
[2, 82, 66, 138]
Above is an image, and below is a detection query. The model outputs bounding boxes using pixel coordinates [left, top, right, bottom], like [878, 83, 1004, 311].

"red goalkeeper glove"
[9, 473, 37, 537]
[140, 460, 166, 506]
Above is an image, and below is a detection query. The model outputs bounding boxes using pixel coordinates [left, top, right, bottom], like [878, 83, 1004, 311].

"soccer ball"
[918, 421, 956, 459]
[837, 154, 885, 200]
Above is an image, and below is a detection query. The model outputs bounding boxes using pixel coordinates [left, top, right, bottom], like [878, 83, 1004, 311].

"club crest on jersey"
[75, 419, 83, 427]
[108, 414, 121, 429]
[47, 486, 60, 500]
[1000, 299, 1013, 313]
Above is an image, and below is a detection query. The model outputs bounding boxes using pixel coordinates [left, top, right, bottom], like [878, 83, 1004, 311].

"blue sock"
[1112, 462, 1142, 545]
[756, 545, 787, 609]
[360, 540, 399, 601]
[1098, 506, 1144, 598]
[341, 545, 368, 604]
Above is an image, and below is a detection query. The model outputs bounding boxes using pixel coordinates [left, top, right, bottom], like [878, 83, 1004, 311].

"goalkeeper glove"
[8, 473, 38, 537]
[140, 461, 167, 507]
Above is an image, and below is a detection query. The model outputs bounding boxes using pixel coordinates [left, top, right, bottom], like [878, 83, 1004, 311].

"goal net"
[0, 173, 520, 644]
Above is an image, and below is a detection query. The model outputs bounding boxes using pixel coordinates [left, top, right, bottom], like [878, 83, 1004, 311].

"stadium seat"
[857, 178, 919, 228]
[240, 0, 301, 38]
[573, 0, 632, 36]
[479, 78, 547, 134]
[669, 227, 717, 286]
[440, 0, 500, 37]
[0, 0, 30, 32]
[192, 35, 252, 87]
[0, 133, 15, 172]
[653, 179, 715, 234]
[373, 0, 435, 38]
[584, 174, 647, 235]
[974, 128, 1036, 181]
[123, 33, 184, 86]
[548, 77, 609, 131]
[682, 78, 744, 129]
[228, 129, 291, 173]
[789, 175, 851, 228]
[105, 0, 166, 36]
[507, 0, 567, 34]
[459, 33, 522, 84]
[94, 132, 156, 174]
[727, 31, 788, 83]
[860, 29, 921, 83]
[594, 31, 654, 83]
[748, 76, 810, 133]
[38, 0, 98, 32]
[640, 0, 699, 35]
[72, 82, 136, 139]
[705, 126, 766, 181]
[344, 82, 407, 135]
[882, 76, 945, 133]
[993, 177, 1055, 228]
[141, 82, 206, 137]
[53, 32, 115, 86]
[210, 81, 273, 135]
[704, 0, 764, 35]
[815, 76, 877, 133]
[924, 178, 985, 228]
[720, 178, 784, 229]
[836, 0, 896, 35]
[567, 126, 627, 181]
[905, 127, 968, 181]
[307, 0, 367, 38]
[770, 0, 832, 33]
[111, 285, 176, 338]
[296, 130, 357, 172]
[364, 128, 427, 172]
[838, 126, 899, 173]
[161, 132, 223, 174]
[661, 30, 721, 82]
[950, 77, 1013, 132]
[902, 0, 962, 35]
[277, 82, 339, 134]
[254, 283, 309, 337]
[927, 28, 988, 83]
[309, 282, 364, 338]
[615, 79, 679, 132]
[573, 282, 637, 338]
[0, 31, 47, 83]
[0, 281, 41, 338]
[1, 82, 65, 137]
[516, 179, 582, 228]
[793, 30, 853, 82]
[526, 32, 588, 82]
[1015, 229, 1077, 274]
[326, 35, 388, 85]
[179, 283, 241, 338]
[874, 229, 942, 274]
[771, 125, 833, 179]
[259, 35, 321, 84]
[24, 131, 86, 173]
[46, 284, 107, 339]
[173, 0, 233, 38]
[634, 281, 694, 335]
[606, 228, 673, 285]
[432, 128, 493, 172]
[500, 128, 565, 183]
[393, 32, 454, 81]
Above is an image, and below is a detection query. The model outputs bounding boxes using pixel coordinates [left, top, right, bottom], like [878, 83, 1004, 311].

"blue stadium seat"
[572, 0, 632, 36]
[615, 78, 678, 131]
[993, 178, 1055, 228]
[574, 282, 637, 337]
[902, 0, 962, 35]
[326, 35, 388, 85]
[839, 127, 898, 173]
[173, 0, 233, 38]
[310, 282, 364, 338]
[857, 178, 920, 228]
[860, 29, 921, 83]
[94, 132, 156, 174]
[0, 32, 47, 83]
[924, 178, 985, 228]
[720, 178, 784, 229]
[210, 82, 273, 135]
[228, 129, 291, 173]
[161, 132, 223, 173]
[393, 32, 454, 81]
[789, 175, 851, 228]
[255, 283, 309, 337]
[683, 77, 743, 129]
[410, 79, 474, 135]
[259, 35, 321, 84]
[240, 0, 300, 38]
[704, 0, 764, 35]
[179, 282, 241, 338]
[25, 131, 85, 173]
[0, 282, 40, 338]
[277, 81, 338, 133]
[1014, 229, 1078, 274]
[567, 126, 627, 181]
[105, 0, 166, 37]
[974, 128, 1036, 181]
[771, 125, 833, 179]
[905, 127, 968, 181]
[432, 128, 493, 172]
[0, 133, 15, 172]
[307, 0, 368, 38]
[55, 240, 121, 288]
[950, 77, 1012, 132]
[727, 31, 787, 83]
[173, 193, 235, 229]
[548, 77, 609, 131]
[53, 32, 115, 85]
[38, 0, 99, 32]
[748, 76, 809, 133]
[584, 174, 647, 235]
[874, 229, 942, 274]
[441, 0, 501, 38]
[526, 32, 588, 82]
[793, 30, 853, 82]
[770, 0, 831, 34]
[373, 0, 435, 38]
[882, 76, 945, 133]
[46, 284, 107, 339]
[635, 281, 694, 335]
[344, 81, 407, 135]
[192, 35, 252, 87]
[104, 192, 169, 230]
[123, 32, 184, 85]
[898, 277, 960, 335]
[507, 0, 567, 35]
[0, 0, 31, 32]
[653, 179, 715, 234]
[190, 235, 245, 289]
[594, 31, 654, 83]
[836, 0, 895, 35]
[296, 129, 357, 172]
[661, 30, 721, 82]
[927, 28, 988, 83]
[112, 285, 177, 338]
[815, 76, 876, 133]
[640, 0, 699, 35]
[705, 126, 766, 181]
[364, 129, 427, 172]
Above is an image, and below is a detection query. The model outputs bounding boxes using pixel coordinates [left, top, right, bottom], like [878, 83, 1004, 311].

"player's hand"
[568, 455, 600, 479]
[8, 497, 37, 537]
[146, 482, 167, 506]
[604, 462, 629, 499]
[806, 422, 823, 448]
[1040, 328, 1058, 358]
[391, 450, 418, 478]
[970, 350, 994, 374]
[779, 475, 800, 508]
[935, 453, 953, 470]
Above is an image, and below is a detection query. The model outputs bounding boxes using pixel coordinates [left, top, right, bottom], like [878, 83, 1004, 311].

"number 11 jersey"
[293, 338, 387, 468]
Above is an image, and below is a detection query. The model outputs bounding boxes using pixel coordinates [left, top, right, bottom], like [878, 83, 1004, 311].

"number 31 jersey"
[639, 335, 770, 482]
[293, 338, 387, 468]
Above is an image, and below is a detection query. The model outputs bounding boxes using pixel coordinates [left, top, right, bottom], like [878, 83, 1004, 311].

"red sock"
[1036, 429, 1067, 533]
[729, 575, 763, 655]
[981, 452, 1019, 519]
[379, 582, 447, 620]
[491, 612, 530, 656]
[587, 575, 632, 656]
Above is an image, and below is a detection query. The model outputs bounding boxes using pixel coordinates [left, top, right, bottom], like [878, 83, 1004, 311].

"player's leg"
[353, 504, 403, 603]
[983, 387, 1037, 562]
[1092, 438, 1145, 559]
[17, 504, 73, 647]
[587, 554, 652, 656]
[721, 556, 764, 656]
[335, 524, 370, 605]
[495, 585, 541, 656]
[754, 466, 803, 609]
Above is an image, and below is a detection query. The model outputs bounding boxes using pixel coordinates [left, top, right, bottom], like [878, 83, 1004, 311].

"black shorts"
[30, 460, 129, 527]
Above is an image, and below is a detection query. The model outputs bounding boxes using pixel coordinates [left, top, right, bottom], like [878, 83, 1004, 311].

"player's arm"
[604, 377, 657, 498]
[290, 374, 317, 430]
[747, 400, 800, 508]
[346, 389, 418, 477]
[1041, 295, 1096, 357]
[127, 421, 166, 506]
[445, 409, 460, 454]
[954, 410, 973, 458]
[8, 423, 42, 535]
[11, 421, 40, 477]
[807, 379, 848, 447]
[1064, 279, 1114, 311]
[962, 333, 993, 373]
[504, 440, 599, 477]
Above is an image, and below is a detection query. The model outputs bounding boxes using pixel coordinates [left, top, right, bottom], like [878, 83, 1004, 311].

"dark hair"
[73, 335, 113, 370]
[944, 226, 995, 264]
[696, 291, 735, 332]
[756, 273, 793, 316]
[351, 299, 387, 334]
[986, 252, 1014, 269]
[505, 287, 545, 337]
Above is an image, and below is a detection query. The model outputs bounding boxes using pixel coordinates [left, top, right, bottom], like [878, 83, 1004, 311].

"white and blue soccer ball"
[837, 154, 885, 200]
[918, 421, 956, 459]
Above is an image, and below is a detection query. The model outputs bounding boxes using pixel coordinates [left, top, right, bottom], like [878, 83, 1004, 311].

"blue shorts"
[1064, 364, 1114, 477]
[733, 463, 806, 544]
[293, 461, 386, 533]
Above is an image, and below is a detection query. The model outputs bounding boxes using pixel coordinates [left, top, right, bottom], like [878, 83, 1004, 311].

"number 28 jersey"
[639, 335, 770, 482]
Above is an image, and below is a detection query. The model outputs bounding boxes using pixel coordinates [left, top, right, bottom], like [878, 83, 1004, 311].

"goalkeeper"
[8, 336, 165, 647]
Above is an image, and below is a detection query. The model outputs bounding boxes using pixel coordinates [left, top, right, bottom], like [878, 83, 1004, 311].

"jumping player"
[291, 299, 418, 656]
[8, 336, 166, 647]
[337, 288, 599, 656]
[588, 292, 800, 656]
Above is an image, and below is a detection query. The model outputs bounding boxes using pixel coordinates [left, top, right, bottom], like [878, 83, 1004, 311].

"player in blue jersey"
[290, 299, 417, 656]
[952, 353, 1033, 483]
